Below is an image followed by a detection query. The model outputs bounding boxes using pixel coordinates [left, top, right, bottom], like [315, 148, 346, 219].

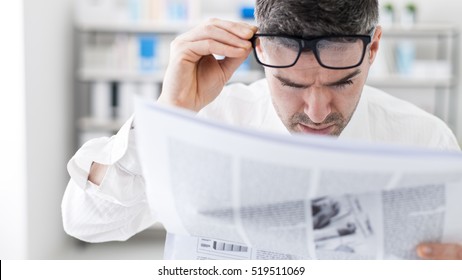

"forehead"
[266, 50, 320, 71]
[268, 60, 360, 83]
[293, 52, 318, 69]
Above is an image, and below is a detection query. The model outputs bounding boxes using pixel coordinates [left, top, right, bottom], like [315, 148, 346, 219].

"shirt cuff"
[67, 115, 137, 190]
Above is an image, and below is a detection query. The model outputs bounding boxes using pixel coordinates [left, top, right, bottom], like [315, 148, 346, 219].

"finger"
[180, 23, 253, 49]
[179, 39, 251, 63]
[417, 243, 462, 260]
[181, 18, 257, 43]
[219, 48, 252, 81]
[202, 18, 257, 39]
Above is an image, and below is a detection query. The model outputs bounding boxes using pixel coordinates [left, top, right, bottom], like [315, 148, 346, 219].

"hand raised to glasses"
[158, 18, 257, 112]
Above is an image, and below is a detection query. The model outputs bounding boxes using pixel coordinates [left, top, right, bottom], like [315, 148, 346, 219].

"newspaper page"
[134, 97, 462, 260]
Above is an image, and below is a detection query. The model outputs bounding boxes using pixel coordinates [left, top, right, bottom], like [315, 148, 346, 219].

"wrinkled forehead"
[291, 52, 319, 70]
[262, 36, 361, 51]
[260, 36, 302, 53]
[269, 36, 301, 49]
[261, 46, 319, 70]
[267, 61, 352, 80]
[267, 59, 363, 84]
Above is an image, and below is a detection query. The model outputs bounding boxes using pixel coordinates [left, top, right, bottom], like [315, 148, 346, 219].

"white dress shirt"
[62, 79, 460, 242]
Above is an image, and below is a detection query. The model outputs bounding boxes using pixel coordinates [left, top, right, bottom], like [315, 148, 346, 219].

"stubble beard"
[273, 100, 360, 137]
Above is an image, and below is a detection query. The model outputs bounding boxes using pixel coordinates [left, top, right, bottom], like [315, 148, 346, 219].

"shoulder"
[219, 79, 270, 102]
[363, 86, 459, 150]
[363, 86, 432, 121]
[198, 79, 272, 126]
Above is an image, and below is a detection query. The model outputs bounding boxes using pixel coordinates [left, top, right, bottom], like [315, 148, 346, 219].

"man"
[62, 0, 462, 259]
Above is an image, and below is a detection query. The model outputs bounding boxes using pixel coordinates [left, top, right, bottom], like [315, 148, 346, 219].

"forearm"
[88, 162, 109, 186]
[62, 116, 154, 242]
[62, 175, 155, 242]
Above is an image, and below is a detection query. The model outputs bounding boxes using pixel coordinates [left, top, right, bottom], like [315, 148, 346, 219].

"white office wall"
[0, 0, 28, 260]
[23, 0, 75, 258]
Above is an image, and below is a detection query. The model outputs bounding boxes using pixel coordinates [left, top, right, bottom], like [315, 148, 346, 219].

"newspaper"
[134, 98, 462, 260]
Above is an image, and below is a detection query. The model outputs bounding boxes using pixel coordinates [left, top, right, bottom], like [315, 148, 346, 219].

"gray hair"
[255, 0, 379, 36]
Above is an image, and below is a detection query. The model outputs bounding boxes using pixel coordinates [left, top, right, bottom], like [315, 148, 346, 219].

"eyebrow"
[325, 69, 362, 87]
[274, 69, 362, 88]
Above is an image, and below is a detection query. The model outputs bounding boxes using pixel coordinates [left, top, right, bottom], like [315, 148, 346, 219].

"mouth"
[297, 123, 335, 135]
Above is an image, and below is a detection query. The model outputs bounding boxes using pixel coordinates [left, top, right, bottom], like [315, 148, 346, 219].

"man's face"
[266, 61, 366, 136]
[260, 28, 382, 136]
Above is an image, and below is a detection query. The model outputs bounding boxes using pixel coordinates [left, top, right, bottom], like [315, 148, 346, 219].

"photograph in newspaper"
[311, 193, 381, 259]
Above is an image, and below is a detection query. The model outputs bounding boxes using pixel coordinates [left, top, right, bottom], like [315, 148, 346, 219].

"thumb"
[417, 242, 462, 260]
[219, 48, 253, 82]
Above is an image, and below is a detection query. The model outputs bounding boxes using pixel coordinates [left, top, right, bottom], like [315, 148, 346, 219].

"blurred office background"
[1, 0, 462, 259]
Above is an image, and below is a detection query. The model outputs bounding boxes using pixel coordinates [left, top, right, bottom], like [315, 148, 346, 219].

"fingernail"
[419, 245, 433, 257]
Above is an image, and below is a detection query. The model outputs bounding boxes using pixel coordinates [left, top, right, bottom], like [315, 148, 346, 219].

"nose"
[303, 88, 332, 124]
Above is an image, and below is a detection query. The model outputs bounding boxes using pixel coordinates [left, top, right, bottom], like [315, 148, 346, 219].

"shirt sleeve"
[433, 123, 461, 151]
[61, 116, 157, 242]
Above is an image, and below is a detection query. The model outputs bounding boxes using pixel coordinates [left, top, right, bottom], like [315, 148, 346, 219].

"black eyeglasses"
[251, 33, 373, 70]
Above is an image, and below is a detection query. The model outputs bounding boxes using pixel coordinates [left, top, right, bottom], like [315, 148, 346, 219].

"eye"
[280, 80, 305, 89]
[333, 79, 354, 89]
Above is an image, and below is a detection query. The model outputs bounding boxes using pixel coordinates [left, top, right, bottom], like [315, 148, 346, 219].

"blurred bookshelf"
[76, 21, 195, 33]
[74, 0, 260, 147]
[367, 24, 459, 131]
[78, 68, 264, 84]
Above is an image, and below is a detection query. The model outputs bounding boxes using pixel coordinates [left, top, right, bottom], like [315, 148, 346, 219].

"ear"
[368, 25, 382, 64]
[254, 37, 265, 60]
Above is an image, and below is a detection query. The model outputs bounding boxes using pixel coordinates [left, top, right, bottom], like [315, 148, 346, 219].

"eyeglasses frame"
[250, 32, 374, 70]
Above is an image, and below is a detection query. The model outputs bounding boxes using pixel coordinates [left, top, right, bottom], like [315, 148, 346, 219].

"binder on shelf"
[113, 34, 131, 71]
[77, 0, 202, 25]
[118, 82, 138, 120]
[128, 0, 142, 21]
[138, 35, 159, 72]
[150, 0, 166, 21]
[395, 40, 415, 76]
[166, 0, 187, 21]
[90, 81, 112, 120]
